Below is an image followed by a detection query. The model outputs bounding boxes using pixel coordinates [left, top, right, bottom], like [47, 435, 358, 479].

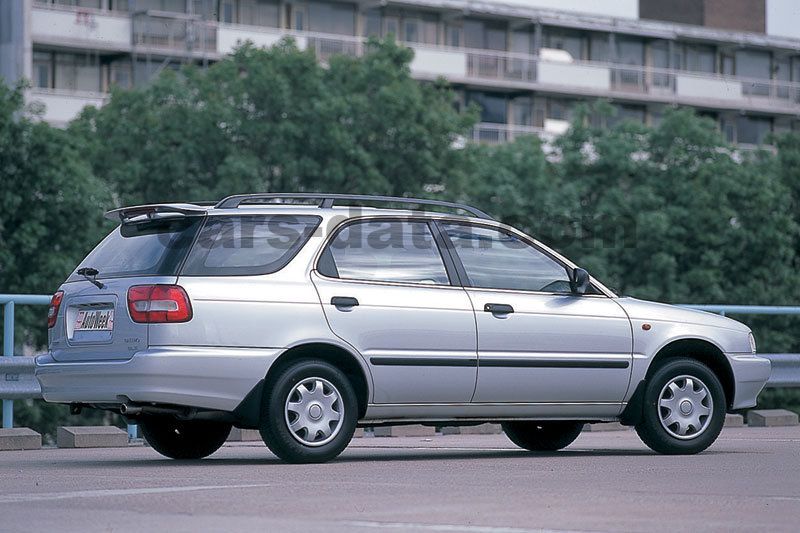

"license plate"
[74, 309, 114, 331]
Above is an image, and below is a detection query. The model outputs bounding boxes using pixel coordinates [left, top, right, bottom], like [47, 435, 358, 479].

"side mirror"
[569, 267, 590, 295]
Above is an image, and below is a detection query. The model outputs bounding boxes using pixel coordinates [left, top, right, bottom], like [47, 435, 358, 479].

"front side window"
[321, 220, 450, 286]
[182, 215, 320, 276]
[442, 223, 571, 293]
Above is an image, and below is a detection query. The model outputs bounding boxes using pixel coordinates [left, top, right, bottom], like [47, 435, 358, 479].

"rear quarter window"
[180, 215, 321, 276]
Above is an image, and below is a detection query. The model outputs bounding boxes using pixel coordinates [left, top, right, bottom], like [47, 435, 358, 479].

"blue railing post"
[3, 301, 15, 429]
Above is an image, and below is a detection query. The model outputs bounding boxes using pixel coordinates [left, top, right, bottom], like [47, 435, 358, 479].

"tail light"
[47, 291, 64, 329]
[127, 285, 193, 323]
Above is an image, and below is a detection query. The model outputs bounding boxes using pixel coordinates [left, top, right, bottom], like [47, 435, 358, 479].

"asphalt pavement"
[1, 426, 799, 532]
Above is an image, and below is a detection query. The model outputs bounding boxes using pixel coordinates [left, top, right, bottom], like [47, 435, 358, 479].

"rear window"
[180, 215, 321, 276]
[68, 218, 203, 281]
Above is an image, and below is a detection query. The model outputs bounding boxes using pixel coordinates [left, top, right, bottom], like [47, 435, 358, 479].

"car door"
[438, 221, 633, 408]
[311, 218, 478, 404]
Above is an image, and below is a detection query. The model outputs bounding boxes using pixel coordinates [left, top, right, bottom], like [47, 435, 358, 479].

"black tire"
[140, 416, 231, 460]
[635, 358, 726, 455]
[259, 359, 358, 464]
[502, 421, 584, 451]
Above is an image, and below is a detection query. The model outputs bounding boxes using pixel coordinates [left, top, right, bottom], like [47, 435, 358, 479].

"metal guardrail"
[1, 296, 799, 427]
[680, 304, 800, 317]
[1, 294, 50, 429]
[0, 358, 40, 400]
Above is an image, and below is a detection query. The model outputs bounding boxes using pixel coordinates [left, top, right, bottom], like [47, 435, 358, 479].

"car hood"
[615, 297, 751, 333]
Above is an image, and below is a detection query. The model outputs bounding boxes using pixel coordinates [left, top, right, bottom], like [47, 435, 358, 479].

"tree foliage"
[70, 39, 475, 204]
[0, 81, 113, 347]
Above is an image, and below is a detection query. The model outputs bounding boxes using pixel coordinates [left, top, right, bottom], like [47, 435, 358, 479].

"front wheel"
[635, 358, 726, 455]
[140, 416, 231, 460]
[502, 421, 584, 451]
[259, 359, 358, 464]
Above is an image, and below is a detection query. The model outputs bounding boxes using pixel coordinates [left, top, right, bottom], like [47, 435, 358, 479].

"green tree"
[0, 81, 115, 440]
[70, 38, 475, 205]
[0, 81, 113, 347]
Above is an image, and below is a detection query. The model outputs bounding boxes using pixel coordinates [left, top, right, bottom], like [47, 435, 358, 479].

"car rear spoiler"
[104, 203, 211, 223]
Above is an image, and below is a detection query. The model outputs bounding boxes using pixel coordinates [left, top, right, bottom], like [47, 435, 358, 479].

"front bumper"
[729, 353, 771, 410]
[35, 346, 281, 412]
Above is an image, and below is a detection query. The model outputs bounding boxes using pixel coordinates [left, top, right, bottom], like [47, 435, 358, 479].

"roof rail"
[214, 193, 494, 220]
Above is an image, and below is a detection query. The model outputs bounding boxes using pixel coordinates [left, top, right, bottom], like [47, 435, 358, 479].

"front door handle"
[484, 303, 514, 315]
[331, 296, 359, 309]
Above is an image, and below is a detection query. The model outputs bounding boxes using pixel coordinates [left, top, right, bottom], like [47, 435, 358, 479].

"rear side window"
[320, 220, 451, 285]
[181, 215, 320, 276]
[68, 218, 203, 281]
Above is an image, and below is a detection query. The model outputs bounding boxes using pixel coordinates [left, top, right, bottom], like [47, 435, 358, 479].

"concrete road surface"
[1, 426, 799, 532]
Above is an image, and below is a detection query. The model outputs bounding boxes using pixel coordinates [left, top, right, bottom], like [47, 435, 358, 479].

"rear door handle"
[484, 303, 514, 315]
[331, 296, 359, 309]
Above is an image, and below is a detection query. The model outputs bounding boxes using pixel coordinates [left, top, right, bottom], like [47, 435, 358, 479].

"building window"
[51, 0, 102, 8]
[33, 52, 54, 89]
[364, 9, 381, 38]
[588, 33, 611, 62]
[511, 29, 534, 55]
[683, 44, 716, 73]
[54, 53, 101, 92]
[464, 19, 506, 51]
[108, 58, 132, 89]
[542, 27, 585, 61]
[736, 115, 772, 145]
[466, 91, 507, 124]
[736, 49, 772, 96]
[217, 0, 279, 26]
[546, 98, 573, 122]
[445, 23, 461, 47]
[308, 1, 355, 35]
[511, 96, 533, 126]
[363, 9, 438, 44]
[608, 104, 646, 127]
[135, 0, 186, 12]
[649, 40, 671, 87]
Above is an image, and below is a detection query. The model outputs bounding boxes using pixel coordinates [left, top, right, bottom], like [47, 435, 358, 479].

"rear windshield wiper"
[76, 267, 105, 289]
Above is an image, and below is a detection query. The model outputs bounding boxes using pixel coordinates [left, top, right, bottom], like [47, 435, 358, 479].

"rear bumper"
[35, 346, 281, 412]
[729, 353, 771, 410]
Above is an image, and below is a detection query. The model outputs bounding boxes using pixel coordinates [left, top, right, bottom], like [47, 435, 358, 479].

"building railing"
[470, 123, 546, 144]
[132, 10, 217, 55]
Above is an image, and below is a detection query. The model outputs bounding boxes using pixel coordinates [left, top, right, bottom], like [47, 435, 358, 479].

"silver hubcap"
[284, 377, 343, 447]
[658, 375, 714, 440]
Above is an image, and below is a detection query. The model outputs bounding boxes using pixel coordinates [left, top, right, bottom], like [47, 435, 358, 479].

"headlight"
[749, 332, 757, 354]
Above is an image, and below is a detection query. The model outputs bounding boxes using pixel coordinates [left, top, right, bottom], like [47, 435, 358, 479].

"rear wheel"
[502, 421, 584, 451]
[259, 359, 357, 464]
[140, 416, 231, 460]
[635, 358, 726, 455]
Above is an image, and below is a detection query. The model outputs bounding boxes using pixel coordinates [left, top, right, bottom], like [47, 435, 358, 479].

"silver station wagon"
[36, 194, 771, 463]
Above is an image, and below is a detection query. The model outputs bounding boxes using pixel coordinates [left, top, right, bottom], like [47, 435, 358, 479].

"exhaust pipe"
[119, 403, 143, 416]
[120, 403, 200, 419]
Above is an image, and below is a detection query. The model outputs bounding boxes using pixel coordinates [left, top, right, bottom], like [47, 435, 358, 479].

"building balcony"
[31, 4, 131, 52]
[132, 11, 217, 59]
[27, 88, 108, 127]
[216, 24, 800, 116]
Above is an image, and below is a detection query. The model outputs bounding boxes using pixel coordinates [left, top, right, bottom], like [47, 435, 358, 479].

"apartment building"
[1, 0, 799, 145]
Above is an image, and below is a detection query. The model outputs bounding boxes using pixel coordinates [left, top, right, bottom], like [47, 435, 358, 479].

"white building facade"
[1, 0, 799, 145]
